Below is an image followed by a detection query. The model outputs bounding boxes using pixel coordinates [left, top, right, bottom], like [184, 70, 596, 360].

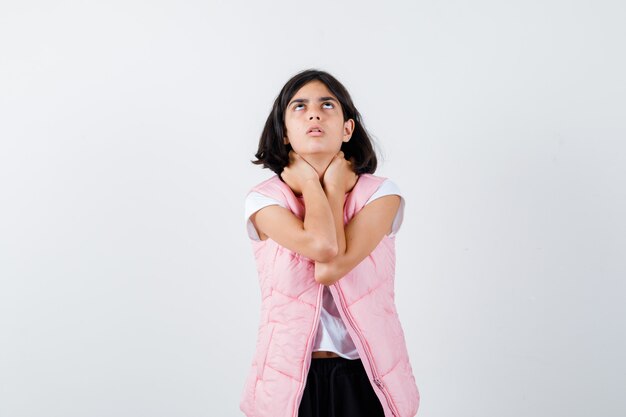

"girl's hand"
[322, 151, 358, 194]
[280, 150, 320, 195]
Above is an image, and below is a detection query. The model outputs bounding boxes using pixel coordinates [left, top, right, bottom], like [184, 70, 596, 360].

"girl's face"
[283, 80, 354, 158]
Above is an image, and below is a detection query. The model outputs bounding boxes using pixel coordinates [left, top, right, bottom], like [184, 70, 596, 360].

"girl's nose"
[307, 107, 321, 120]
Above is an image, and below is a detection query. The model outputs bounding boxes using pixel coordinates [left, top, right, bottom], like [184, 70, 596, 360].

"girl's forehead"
[295, 80, 333, 96]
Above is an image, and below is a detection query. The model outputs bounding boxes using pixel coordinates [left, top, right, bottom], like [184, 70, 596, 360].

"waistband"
[309, 356, 365, 375]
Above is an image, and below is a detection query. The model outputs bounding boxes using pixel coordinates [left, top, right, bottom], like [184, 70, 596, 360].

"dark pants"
[298, 357, 385, 417]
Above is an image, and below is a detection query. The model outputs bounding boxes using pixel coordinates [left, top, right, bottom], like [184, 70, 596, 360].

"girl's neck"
[300, 153, 334, 180]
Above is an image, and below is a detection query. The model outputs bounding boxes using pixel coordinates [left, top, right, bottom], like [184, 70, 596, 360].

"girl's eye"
[294, 102, 334, 110]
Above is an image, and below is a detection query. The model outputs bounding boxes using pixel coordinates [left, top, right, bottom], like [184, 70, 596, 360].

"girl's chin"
[294, 147, 342, 156]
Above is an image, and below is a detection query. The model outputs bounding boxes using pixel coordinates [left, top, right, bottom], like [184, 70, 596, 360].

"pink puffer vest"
[240, 173, 420, 417]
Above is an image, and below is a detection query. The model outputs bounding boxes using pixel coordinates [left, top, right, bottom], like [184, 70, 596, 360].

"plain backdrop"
[1, 1, 625, 416]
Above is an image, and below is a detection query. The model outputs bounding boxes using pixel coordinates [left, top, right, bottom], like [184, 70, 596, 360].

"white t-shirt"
[244, 178, 405, 360]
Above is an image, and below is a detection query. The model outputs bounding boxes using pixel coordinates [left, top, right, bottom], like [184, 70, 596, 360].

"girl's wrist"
[301, 177, 322, 193]
[323, 183, 345, 195]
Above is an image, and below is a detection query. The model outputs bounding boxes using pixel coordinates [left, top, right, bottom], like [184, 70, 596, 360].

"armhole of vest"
[363, 179, 405, 237]
[246, 191, 287, 242]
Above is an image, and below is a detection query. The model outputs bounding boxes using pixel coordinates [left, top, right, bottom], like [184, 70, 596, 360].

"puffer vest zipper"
[240, 173, 420, 417]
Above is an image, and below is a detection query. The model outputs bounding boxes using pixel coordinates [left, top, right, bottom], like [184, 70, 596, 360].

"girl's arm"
[252, 179, 338, 262]
[312, 151, 400, 286]
[251, 152, 338, 262]
[314, 192, 400, 286]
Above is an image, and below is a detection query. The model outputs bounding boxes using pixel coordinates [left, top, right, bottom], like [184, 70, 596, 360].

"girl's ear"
[342, 118, 355, 142]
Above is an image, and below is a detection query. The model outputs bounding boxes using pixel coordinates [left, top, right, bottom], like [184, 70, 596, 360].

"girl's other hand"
[322, 151, 358, 194]
[280, 150, 320, 195]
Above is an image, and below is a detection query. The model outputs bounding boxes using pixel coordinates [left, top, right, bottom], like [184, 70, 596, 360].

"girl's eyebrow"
[288, 96, 338, 107]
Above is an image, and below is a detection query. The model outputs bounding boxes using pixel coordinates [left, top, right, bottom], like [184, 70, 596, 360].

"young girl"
[240, 69, 420, 417]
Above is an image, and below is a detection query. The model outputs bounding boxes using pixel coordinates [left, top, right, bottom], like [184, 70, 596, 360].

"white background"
[1, 1, 625, 416]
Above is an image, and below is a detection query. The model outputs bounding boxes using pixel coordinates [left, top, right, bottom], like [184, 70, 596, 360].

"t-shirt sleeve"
[244, 191, 286, 241]
[364, 179, 405, 237]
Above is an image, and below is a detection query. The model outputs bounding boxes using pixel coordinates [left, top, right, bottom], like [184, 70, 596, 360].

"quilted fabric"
[240, 173, 420, 417]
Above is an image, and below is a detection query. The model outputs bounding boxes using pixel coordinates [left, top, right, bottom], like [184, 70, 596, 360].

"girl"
[241, 69, 420, 417]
